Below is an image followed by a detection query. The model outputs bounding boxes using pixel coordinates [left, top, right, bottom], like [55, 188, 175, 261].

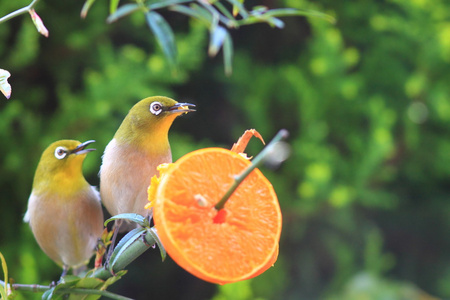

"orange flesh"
[153, 148, 282, 284]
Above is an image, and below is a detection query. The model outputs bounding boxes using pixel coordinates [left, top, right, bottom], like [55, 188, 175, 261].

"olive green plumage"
[99, 96, 195, 230]
[24, 140, 104, 274]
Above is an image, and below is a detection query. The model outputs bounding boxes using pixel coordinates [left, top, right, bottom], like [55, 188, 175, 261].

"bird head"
[115, 96, 195, 147]
[33, 140, 96, 193]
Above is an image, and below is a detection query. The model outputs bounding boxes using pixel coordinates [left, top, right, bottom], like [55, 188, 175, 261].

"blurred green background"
[1, 0, 449, 299]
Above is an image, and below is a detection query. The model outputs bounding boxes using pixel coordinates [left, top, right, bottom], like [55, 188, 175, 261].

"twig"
[0, 0, 41, 23]
[215, 129, 289, 210]
[59, 288, 134, 300]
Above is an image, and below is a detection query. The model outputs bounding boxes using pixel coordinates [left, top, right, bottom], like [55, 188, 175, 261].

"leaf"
[226, 0, 248, 18]
[147, 227, 167, 261]
[169, 4, 210, 25]
[109, 227, 146, 269]
[145, 11, 177, 66]
[223, 31, 233, 76]
[28, 9, 49, 37]
[208, 25, 227, 57]
[104, 213, 149, 228]
[0, 69, 11, 99]
[109, 0, 120, 15]
[148, 0, 192, 10]
[263, 8, 336, 24]
[80, 0, 97, 18]
[106, 3, 140, 23]
[102, 270, 127, 290]
[0, 252, 8, 299]
[190, 3, 213, 23]
[42, 287, 56, 300]
[212, 1, 238, 27]
[213, 1, 235, 21]
[265, 16, 285, 29]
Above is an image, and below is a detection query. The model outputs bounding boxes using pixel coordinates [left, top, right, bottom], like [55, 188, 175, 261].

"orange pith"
[153, 147, 282, 284]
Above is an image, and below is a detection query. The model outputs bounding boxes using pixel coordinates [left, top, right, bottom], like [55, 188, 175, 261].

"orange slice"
[152, 147, 282, 284]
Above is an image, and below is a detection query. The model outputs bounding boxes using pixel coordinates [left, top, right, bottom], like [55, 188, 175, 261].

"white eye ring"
[150, 101, 163, 115]
[54, 146, 68, 160]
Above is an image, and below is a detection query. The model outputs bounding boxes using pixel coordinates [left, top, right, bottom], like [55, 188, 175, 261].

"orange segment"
[153, 147, 282, 284]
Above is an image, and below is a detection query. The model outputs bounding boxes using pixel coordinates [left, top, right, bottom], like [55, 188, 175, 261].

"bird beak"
[168, 102, 196, 114]
[71, 140, 96, 155]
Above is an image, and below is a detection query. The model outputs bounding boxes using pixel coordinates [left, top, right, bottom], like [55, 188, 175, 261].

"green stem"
[0, 227, 157, 297]
[1, 281, 49, 293]
[0, 0, 41, 23]
[59, 288, 133, 300]
[215, 129, 289, 210]
[90, 228, 156, 280]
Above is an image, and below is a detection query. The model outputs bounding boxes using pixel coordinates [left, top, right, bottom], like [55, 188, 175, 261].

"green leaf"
[212, 1, 238, 27]
[208, 25, 227, 57]
[265, 16, 285, 28]
[109, 0, 120, 15]
[223, 31, 233, 76]
[190, 3, 213, 23]
[104, 213, 149, 228]
[145, 11, 177, 66]
[0, 252, 8, 299]
[109, 227, 146, 269]
[148, 0, 192, 10]
[102, 270, 127, 288]
[263, 8, 336, 24]
[42, 286, 56, 300]
[169, 4, 210, 25]
[226, 0, 248, 18]
[147, 227, 167, 261]
[106, 3, 140, 23]
[80, 0, 97, 18]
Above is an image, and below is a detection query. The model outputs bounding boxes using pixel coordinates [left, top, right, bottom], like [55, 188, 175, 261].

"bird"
[99, 96, 195, 231]
[24, 140, 104, 276]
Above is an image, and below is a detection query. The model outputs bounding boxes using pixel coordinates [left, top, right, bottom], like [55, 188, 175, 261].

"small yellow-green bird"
[24, 140, 104, 276]
[99, 96, 195, 231]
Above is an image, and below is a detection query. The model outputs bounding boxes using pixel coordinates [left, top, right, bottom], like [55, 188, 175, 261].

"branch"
[0, 227, 157, 298]
[0, 0, 41, 23]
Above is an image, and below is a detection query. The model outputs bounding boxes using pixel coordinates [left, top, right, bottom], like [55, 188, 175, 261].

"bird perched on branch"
[99, 96, 195, 231]
[24, 140, 104, 276]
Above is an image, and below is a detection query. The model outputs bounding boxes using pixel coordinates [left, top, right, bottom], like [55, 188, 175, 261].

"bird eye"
[54, 147, 67, 160]
[150, 102, 163, 115]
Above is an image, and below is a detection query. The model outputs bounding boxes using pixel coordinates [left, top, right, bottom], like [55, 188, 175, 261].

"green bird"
[24, 140, 104, 276]
[99, 96, 195, 231]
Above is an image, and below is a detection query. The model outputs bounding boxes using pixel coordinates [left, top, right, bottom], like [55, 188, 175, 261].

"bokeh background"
[1, 0, 450, 299]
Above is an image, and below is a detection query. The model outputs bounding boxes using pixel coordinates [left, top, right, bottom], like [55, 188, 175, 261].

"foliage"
[0, 0, 449, 299]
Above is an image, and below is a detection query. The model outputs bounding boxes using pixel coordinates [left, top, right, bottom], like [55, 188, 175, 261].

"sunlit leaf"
[209, 25, 227, 57]
[145, 11, 177, 66]
[110, 0, 120, 15]
[0, 69, 11, 99]
[28, 9, 49, 37]
[80, 0, 97, 18]
[107, 3, 140, 23]
[223, 30, 233, 76]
